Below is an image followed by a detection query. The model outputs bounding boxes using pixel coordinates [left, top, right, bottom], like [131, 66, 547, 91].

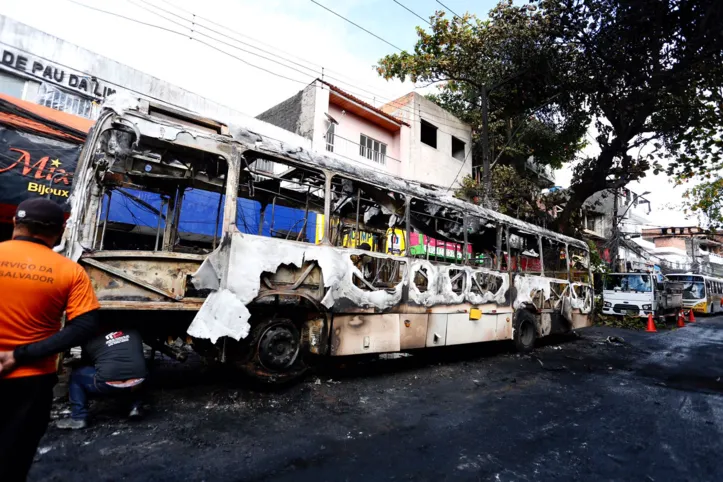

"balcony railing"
[325, 134, 400, 167]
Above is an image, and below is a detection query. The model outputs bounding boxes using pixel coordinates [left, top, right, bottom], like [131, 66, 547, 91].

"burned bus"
[59, 98, 593, 382]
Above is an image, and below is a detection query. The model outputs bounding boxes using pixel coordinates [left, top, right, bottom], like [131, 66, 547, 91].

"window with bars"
[325, 122, 335, 152]
[359, 134, 387, 165]
[36, 83, 96, 119]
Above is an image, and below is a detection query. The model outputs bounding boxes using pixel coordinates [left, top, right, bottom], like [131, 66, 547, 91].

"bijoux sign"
[1, 48, 117, 99]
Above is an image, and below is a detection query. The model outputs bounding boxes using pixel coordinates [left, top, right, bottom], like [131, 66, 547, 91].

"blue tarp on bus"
[103, 188, 316, 242]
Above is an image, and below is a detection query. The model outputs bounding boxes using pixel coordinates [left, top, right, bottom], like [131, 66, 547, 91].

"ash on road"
[30, 317, 723, 482]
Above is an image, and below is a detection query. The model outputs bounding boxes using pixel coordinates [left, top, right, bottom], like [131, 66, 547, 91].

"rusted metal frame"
[495, 224, 503, 271]
[538, 234, 545, 277]
[354, 188, 361, 248]
[463, 213, 469, 266]
[296, 185, 312, 242]
[99, 189, 111, 251]
[212, 175, 227, 249]
[269, 195, 278, 237]
[87, 250, 206, 260]
[81, 257, 182, 301]
[565, 243, 571, 282]
[252, 291, 330, 342]
[404, 196, 411, 258]
[99, 300, 204, 310]
[261, 262, 317, 291]
[322, 172, 332, 244]
[354, 271, 380, 292]
[154, 197, 166, 252]
[92, 186, 105, 250]
[161, 187, 178, 251]
[221, 148, 240, 237]
[450, 271, 465, 284]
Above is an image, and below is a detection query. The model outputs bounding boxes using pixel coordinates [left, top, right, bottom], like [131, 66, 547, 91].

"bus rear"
[666, 275, 707, 313]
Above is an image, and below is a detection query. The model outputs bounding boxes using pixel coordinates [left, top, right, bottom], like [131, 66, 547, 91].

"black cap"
[15, 198, 65, 228]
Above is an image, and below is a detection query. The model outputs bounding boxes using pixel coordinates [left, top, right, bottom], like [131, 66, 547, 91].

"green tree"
[378, 0, 723, 234]
[456, 165, 568, 228]
[377, 2, 588, 207]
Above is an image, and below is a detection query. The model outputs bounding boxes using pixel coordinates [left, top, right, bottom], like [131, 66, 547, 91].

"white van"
[602, 272, 682, 319]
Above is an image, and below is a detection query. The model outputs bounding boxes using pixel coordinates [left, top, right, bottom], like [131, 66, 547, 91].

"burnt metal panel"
[426, 313, 448, 347]
[445, 312, 497, 346]
[330, 314, 400, 356]
[399, 314, 428, 350]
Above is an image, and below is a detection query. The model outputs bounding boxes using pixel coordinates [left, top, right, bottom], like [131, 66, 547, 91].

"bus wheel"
[514, 311, 537, 353]
[236, 318, 308, 384]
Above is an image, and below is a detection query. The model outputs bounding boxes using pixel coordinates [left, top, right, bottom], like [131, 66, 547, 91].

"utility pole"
[610, 187, 619, 272]
[690, 236, 699, 273]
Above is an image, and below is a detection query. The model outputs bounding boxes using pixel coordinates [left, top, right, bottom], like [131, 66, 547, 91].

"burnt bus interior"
[87, 121, 591, 292]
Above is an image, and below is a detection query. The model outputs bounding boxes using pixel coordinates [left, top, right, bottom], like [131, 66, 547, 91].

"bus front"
[667, 274, 708, 313]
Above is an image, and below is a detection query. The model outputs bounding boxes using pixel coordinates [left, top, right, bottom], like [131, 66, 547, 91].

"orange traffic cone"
[689, 309, 696, 323]
[677, 311, 686, 328]
[645, 313, 657, 333]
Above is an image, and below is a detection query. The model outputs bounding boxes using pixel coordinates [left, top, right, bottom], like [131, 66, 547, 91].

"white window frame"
[359, 134, 387, 165]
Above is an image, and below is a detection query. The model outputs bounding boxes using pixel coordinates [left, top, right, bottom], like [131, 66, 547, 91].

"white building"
[0, 15, 247, 122]
[257, 79, 473, 188]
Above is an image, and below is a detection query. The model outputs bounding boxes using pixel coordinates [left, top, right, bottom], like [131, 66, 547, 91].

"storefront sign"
[1, 48, 116, 99]
[0, 126, 80, 210]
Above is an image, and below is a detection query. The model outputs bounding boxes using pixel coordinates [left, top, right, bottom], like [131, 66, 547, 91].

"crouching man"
[57, 328, 147, 430]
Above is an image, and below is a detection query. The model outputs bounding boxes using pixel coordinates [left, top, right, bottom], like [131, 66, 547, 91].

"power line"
[435, 0, 474, 28]
[67, 0, 311, 86]
[153, 0, 385, 95]
[131, 0, 470, 129]
[309, 0, 404, 52]
[446, 144, 474, 191]
[391, 0, 432, 26]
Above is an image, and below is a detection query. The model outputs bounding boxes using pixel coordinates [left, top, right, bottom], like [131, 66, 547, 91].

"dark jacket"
[83, 329, 147, 382]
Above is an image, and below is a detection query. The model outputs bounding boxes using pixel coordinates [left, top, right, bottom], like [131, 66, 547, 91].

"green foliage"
[680, 178, 723, 229]
[587, 240, 609, 274]
[456, 165, 571, 229]
[596, 314, 649, 331]
[378, 0, 723, 234]
[377, 2, 589, 182]
[542, 0, 723, 232]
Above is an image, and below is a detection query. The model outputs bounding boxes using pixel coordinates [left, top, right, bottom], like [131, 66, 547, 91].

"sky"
[0, 0, 693, 228]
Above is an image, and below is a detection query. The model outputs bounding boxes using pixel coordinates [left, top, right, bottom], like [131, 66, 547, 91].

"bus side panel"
[399, 314, 428, 350]
[330, 313, 401, 356]
[445, 313, 497, 345]
[426, 314, 448, 347]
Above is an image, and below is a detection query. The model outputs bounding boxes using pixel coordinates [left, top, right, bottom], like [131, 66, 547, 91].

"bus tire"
[235, 318, 308, 385]
[514, 310, 537, 353]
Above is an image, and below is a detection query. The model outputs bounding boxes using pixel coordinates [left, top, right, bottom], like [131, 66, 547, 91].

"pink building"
[257, 79, 473, 188]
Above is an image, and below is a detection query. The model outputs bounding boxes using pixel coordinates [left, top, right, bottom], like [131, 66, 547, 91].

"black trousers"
[0, 374, 57, 482]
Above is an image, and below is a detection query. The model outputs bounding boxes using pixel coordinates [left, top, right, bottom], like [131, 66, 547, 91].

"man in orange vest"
[0, 198, 102, 481]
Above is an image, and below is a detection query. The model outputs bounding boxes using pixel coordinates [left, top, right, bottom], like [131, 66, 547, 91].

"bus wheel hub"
[258, 324, 299, 371]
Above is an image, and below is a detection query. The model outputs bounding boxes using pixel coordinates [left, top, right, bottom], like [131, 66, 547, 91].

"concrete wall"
[256, 90, 304, 134]
[385, 93, 472, 189]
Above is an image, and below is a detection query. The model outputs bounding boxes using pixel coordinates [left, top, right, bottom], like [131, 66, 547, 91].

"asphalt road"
[29, 316, 723, 481]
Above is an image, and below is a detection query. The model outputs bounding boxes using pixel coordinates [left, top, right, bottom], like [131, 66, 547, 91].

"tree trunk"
[555, 143, 621, 235]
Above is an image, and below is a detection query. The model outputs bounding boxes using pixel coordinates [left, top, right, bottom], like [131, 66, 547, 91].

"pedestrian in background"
[0, 198, 102, 482]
